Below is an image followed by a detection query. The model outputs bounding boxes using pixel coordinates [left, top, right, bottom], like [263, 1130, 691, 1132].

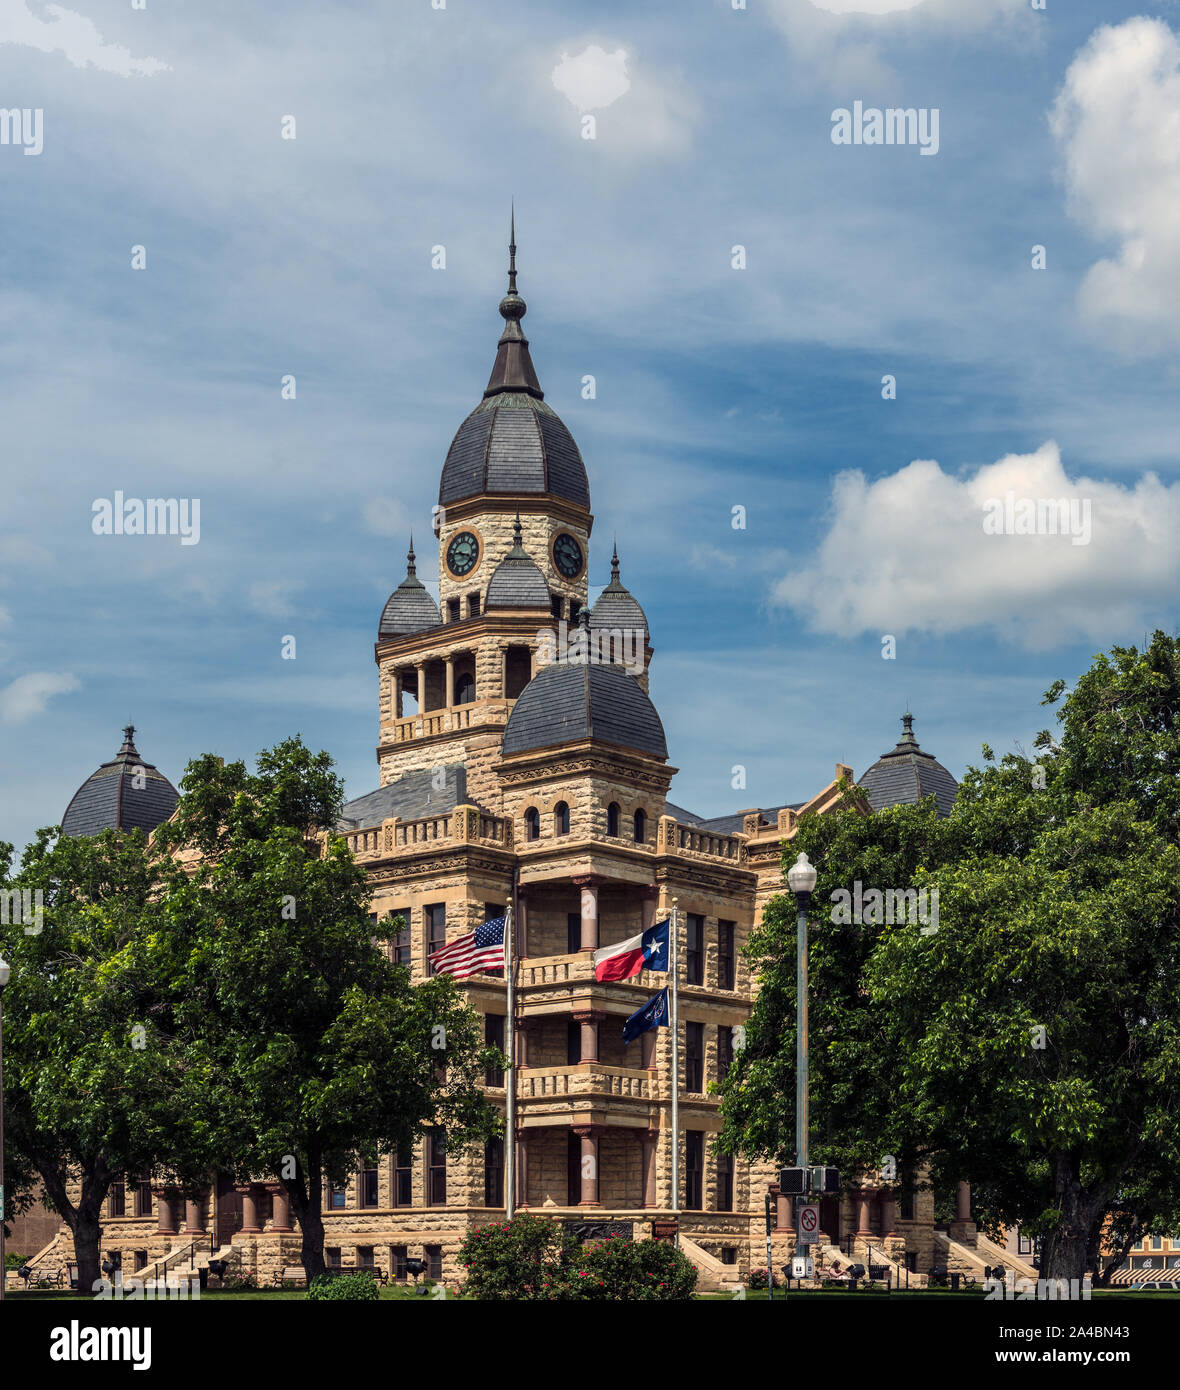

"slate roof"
[440, 395, 589, 508]
[61, 727, 179, 838]
[502, 662, 668, 759]
[590, 545, 649, 642]
[486, 515, 550, 609]
[339, 764, 468, 830]
[379, 541, 441, 639]
[857, 714, 958, 818]
[665, 802, 804, 834]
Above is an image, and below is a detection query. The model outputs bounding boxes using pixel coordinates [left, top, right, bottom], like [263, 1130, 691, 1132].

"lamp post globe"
[787, 851, 818, 899]
[0, 957, 10, 989]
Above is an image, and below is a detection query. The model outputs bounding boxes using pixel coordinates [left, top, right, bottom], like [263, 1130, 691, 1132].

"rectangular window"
[718, 920, 735, 989]
[361, 1159, 379, 1209]
[550, 594, 563, 620]
[392, 1244, 408, 1280]
[326, 1247, 341, 1269]
[134, 1250, 148, 1272]
[391, 907, 411, 968]
[467, 594, 480, 619]
[428, 1130, 447, 1207]
[685, 1021, 705, 1093]
[721, 1247, 737, 1266]
[686, 914, 704, 985]
[1018, 1233, 1033, 1255]
[447, 598, 460, 623]
[1153, 1236, 1164, 1250]
[485, 1013, 505, 1087]
[356, 1246, 374, 1269]
[329, 1184, 347, 1210]
[685, 1131, 704, 1210]
[135, 1178, 153, 1218]
[110, 1180, 126, 1217]
[717, 1152, 734, 1212]
[427, 903, 447, 971]
[394, 1144, 413, 1207]
[485, 902, 504, 923]
[484, 1138, 504, 1208]
[426, 1244, 443, 1281]
[717, 1024, 734, 1081]
[567, 1019, 581, 1066]
[567, 1131, 581, 1206]
[568, 911, 581, 954]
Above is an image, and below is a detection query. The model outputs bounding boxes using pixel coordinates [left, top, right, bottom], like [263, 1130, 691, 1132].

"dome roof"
[590, 544, 649, 642]
[857, 714, 958, 818]
[439, 223, 589, 509]
[61, 726, 179, 838]
[486, 515, 550, 609]
[502, 659, 667, 760]
[379, 540, 441, 639]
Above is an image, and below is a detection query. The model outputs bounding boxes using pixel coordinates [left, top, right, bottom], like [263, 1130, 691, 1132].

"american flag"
[428, 915, 506, 979]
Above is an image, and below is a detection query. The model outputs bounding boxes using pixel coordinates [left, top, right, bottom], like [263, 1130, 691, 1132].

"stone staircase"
[936, 1230, 1036, 1283]
[678, 1234, 741, 1293]
[15, 1228, 73, 1286]
[135, 1238, 238, 1291]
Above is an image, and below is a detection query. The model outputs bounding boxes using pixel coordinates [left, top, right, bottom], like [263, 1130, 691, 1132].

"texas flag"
[593, 919, 669, 982]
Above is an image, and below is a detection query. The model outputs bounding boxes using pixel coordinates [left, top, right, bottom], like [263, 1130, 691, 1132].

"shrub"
[5, 1253, 29, 1271]
[221, 1272, 258, 1292]
[749, 1267, 778, 1290]
[459, 1213, 577, 1300]
[307, 1272, 379, 1301]
[549, 1234, 697, 1301]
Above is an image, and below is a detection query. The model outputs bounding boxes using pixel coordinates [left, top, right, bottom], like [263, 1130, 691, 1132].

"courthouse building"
[18, 245, 1010, 1292]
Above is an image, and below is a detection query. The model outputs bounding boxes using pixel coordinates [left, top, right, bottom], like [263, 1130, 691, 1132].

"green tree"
[150, 737, 502, 1283]
[0, 828, 208, 1294]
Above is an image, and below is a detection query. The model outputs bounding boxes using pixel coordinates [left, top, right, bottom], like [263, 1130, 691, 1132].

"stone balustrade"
[341, 805, 513, 862]
[517, 1064, 652, 1101]
[657, 815, 746, 863]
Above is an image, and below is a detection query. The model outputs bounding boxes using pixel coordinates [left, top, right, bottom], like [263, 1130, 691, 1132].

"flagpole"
[505, 888, 517, 1221]
[670, 897, 680, 1249]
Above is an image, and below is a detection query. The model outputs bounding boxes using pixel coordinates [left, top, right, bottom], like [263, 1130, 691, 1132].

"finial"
[899, 712, 917, 746]
[406, 533, 417, 577]
[119, 724, 138, 756]
[508, 201, 517, 296]
[610, 537, 620, 581]
[513, 511, 523, 546]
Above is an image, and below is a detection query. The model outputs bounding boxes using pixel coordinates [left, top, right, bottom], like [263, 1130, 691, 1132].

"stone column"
[445, 656, 455, 708]
[641, 1131, 658, 1208]
[517, 888, 528, 958]
[772, 1184, 791, 1233]
[153, 1190, 177, 1236]
[515, 1133, 529, 1210]
[640, 884, 659, 932]
[957, 1181, 971, 1223]
[183, 1196, 207, 1235]
[238, 1185, 261, 1234]
[572, 876, 599, 952]
[514, 1018, 528, 1070]
[880, 1190, 897, 1237]
[416, 663, 426, 713]
[640, 1028, 658, 1071]
[500, 648, 509, 698]
[394, 671, 403, 719]
[574, 1126, 600, 1207]
[530, 646, 537, 679]
[856, 1188, 874, 1238]
[574, 1009, 600, 1063]
[268, 1184, 292, 1233]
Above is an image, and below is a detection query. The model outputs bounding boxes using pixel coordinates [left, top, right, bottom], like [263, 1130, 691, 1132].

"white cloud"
[0, 1, 168, 76]
[552, 44, 631, 112]
[0, 671, 79, 725]
[808, 0, 925, 13]
[248, 580, 304, 621]
[772, 442, 1180, 648]
[1050, 18, 1180, 353]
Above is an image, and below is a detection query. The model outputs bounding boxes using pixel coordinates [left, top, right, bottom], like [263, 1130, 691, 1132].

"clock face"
[553, 533, 583, 579]
[446, 530, 480, 577]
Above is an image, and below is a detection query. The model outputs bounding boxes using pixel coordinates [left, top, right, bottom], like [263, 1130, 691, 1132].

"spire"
[506, 511, 528, 557]
[118, 724, 138, 757]
[897, 712, 919, 748]
[406, 533, 417, 578]
[610, 538, 621, 584]
[484, 210, 544, 401]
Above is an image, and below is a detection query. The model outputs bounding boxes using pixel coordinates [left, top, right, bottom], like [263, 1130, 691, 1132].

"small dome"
[486, 515, 550, 609]
[502, 661, 667, 760]
[858, 714, 958, 818]
[379, 540, 441, 639]
[590, 544, 649, 643]
[440, 395, 589, 508]
[61, 726, 179, 838]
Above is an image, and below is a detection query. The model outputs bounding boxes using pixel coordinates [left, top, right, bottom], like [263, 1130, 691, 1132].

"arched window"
[524, 807, 540, 841]
[555, 801, 570, 836]
[607, 802, 620, 837]
[633, 808, 646, 843]
[455, 672, 476, 705]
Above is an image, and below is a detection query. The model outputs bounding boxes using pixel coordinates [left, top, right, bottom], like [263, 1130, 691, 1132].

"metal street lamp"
[786, 854, 816, 1175]
[0, 954, 10, 1303]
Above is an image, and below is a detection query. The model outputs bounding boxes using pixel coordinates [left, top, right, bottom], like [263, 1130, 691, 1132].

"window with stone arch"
[455, 672, 476, 705]
[633, 807, 647, 843]
[554, 800, 570, 836]
[524, 806, 540, 841]
[607, 801, 620, 837]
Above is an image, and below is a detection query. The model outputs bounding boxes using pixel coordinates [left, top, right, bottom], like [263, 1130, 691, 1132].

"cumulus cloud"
[1050, 17, 1180, 353]
[546, 42, 697, 157]
[772, 442, 1180, 649]
[0, 1, 168, 76]
[552, 44, 631, 112]
[0, 671, 79, 725]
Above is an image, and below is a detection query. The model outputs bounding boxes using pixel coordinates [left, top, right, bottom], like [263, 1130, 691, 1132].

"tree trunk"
[73, 1198, 105, 1296]
[1042, 1154, 1104, 1284]
[289, 1150, 326, 1284]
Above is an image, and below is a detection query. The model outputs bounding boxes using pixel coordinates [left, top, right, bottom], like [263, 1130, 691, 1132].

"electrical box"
[792, 1255, 814, 1279]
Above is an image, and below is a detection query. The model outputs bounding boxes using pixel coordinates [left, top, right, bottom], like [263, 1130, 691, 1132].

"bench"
[274, 1266, 308, 1288]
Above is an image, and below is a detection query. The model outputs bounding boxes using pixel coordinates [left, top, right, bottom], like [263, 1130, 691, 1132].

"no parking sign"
[798, 1202, 819, 1245]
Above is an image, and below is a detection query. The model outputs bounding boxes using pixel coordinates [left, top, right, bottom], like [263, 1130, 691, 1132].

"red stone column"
[641, 1130, 658, 1208]
[183, 1196, 207, 1235]
[516, 888, 529, 959]
[957, 1181, 971, 1223]
[573, 1126, 600, 1207]
[153, 1190, 177, 1236]
[771, 1183, 791, 1233]
[640, 1028, 658, 1071]
[515, 1133, 529, 1210]
[267, 1184, 292, 1233]
[572, 876, 600, 952]
[856, 1188, 874, 1238]
[640, 885, 659, 932]
[514, 1019, 529, 1070]
[880, 1190, 897, 1237]
[238, 1185, 261, 1234]
[574, 1009, 600, 1063]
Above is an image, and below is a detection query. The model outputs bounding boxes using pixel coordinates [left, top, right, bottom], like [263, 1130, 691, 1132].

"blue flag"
[623, 987, 669, 1045]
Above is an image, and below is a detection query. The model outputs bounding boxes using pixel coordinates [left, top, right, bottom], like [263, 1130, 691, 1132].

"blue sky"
[2, 0, 1179, 851]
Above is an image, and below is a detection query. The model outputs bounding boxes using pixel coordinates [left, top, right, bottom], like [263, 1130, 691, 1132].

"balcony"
[342, 805, 513, 862]
[380, 697, 515, 747]
[517, 1064, 653, 1102]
